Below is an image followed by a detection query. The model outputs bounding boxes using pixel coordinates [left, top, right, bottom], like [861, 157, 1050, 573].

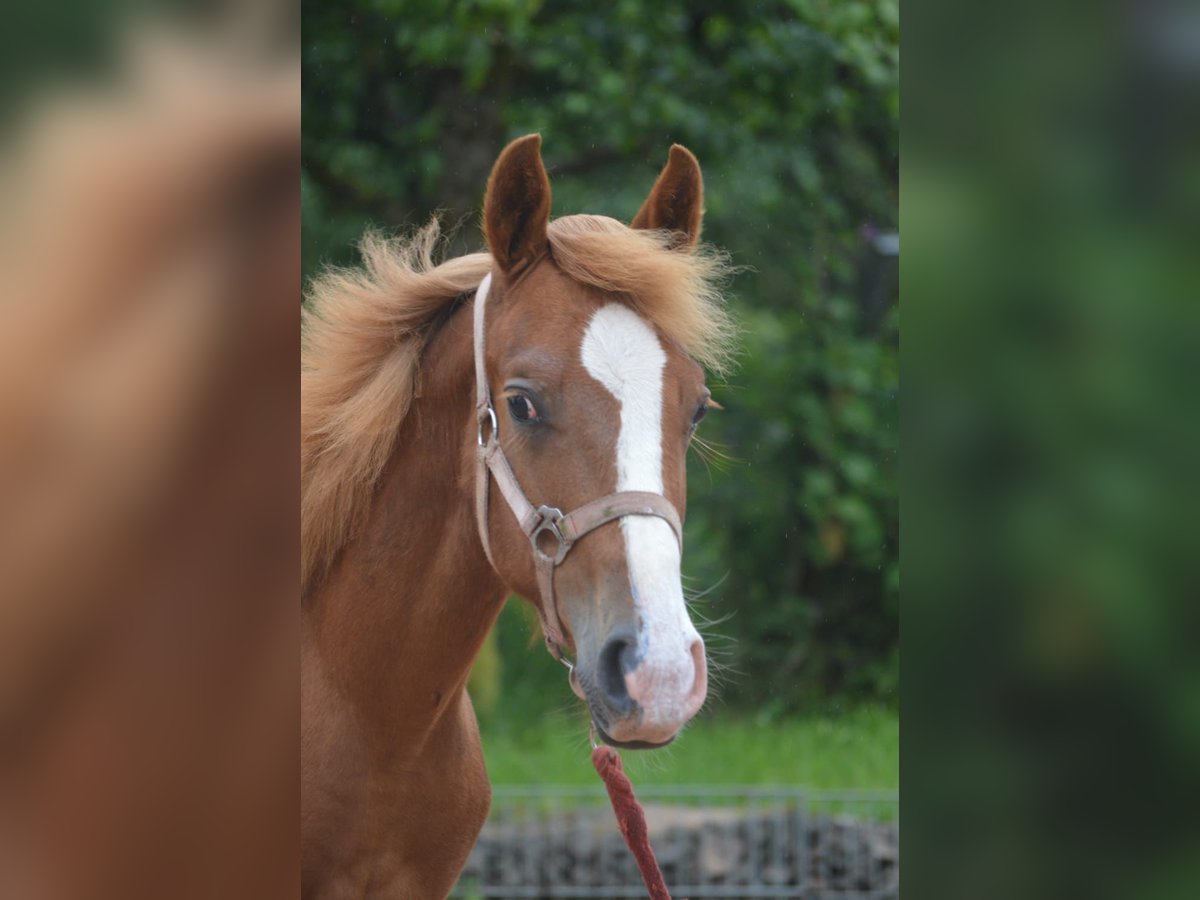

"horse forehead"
[497, 272, 692, 395]
[494, 274, 593, 352]
[579, 304, 667, 391]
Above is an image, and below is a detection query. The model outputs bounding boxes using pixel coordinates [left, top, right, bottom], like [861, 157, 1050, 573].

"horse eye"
[691, 402, 708, 430]
[507, 393, 539, 423]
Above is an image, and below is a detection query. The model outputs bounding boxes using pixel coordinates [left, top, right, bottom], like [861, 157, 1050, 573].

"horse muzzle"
[571, 633, 708, 749]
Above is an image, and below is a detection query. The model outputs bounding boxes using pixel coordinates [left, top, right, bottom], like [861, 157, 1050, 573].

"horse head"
[476, 135, 722, 748]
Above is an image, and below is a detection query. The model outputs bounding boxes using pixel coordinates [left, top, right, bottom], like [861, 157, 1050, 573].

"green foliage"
[688, 299, 898, 709]
[304, 1, 898, 710]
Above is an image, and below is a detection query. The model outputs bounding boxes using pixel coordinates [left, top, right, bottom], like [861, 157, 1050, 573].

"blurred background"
[904, 2, 1200, 898]
[304, 1, 898, 895]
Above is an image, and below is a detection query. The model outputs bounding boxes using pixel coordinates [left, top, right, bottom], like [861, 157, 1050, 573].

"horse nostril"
[597, 633, 638, 712]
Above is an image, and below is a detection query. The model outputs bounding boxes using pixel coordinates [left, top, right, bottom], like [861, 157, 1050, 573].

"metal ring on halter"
[476, 404, 498, 447]
[530, 505, 571, 565]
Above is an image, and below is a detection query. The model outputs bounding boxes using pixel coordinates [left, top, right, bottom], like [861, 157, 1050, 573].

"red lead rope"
[592, 745, 673, 900]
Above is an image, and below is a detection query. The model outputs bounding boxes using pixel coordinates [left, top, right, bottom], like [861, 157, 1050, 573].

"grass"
[479, 703, 898, 790]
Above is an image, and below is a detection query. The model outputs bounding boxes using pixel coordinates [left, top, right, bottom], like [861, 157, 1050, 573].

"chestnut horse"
[301, 135, 733, 898]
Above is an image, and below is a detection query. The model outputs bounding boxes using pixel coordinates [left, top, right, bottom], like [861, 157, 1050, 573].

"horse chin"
[592, 720, 677, 751]
[573, 669, 680, 749]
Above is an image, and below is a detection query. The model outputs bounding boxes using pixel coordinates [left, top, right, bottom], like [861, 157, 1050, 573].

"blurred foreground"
[0, 7, 297, 900]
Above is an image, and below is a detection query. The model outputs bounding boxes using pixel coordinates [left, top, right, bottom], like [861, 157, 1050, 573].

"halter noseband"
[472, 272, 684, 665]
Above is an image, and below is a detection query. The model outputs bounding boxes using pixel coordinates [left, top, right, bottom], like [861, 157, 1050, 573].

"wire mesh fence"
[451, 785, 899, 899]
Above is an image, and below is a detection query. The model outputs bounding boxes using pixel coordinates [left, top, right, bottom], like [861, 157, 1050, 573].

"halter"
[472, 272, 684, 665]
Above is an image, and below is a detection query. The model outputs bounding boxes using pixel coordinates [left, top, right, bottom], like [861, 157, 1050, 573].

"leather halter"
[472, 272, 684, 665]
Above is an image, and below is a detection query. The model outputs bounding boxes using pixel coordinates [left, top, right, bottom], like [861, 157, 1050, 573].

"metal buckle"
[547, 637, 576, 672]
[476, 404, 497, 446]
[530, 505, 571, 565]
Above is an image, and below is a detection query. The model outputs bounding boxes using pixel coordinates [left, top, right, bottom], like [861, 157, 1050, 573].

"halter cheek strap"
[472, 272, 684, 664]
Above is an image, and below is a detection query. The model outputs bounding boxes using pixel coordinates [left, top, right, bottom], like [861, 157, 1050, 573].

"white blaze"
[580, 304, 699, 716]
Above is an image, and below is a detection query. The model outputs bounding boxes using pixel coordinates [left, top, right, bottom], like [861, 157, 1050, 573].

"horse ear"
[484, 134, 551, 274]
[631, 144, 704, 249]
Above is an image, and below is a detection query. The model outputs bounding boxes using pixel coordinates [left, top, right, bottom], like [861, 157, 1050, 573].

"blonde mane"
[301, 215, 735, 595]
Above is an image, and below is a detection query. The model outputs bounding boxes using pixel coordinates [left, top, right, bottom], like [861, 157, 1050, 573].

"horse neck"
[305, 297, 505, 756]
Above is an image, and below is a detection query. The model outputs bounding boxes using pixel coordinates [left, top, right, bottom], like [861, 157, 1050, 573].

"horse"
[300, 134, 734, 898]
